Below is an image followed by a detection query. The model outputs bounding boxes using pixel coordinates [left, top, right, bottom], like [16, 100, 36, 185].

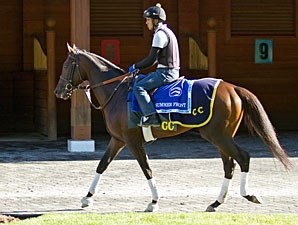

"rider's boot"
[138, 113, 160, 127]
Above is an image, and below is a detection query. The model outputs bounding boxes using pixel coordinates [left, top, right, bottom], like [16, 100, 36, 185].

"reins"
[89, 73, 130, 89]
[83, 72, 136, 110]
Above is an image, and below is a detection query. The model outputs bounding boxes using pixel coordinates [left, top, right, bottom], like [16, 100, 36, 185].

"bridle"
[59, 51, 135, 110]
[59, 53, 83, 98]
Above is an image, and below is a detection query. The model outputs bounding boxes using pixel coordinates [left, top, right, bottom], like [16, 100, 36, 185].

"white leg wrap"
[142, 127, 156, 142]
[217, 178, 231, 203]
[89, 173, 102, 194]
[240, 172, 249, 196]
[148, 178, 159, 201]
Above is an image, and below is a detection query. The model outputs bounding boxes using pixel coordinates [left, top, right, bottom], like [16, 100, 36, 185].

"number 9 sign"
[255, 39, 273, 64]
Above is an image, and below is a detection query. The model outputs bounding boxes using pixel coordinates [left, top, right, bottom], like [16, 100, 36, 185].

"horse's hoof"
[244, 195, 263, 204]
[251, 195, 263, 204]
[81, 196, 94, 208]
[145, 202, 159, 212]
[205, 205, 216, 212]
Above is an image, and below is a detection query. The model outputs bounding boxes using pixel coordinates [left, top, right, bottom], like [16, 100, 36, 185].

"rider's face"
[145, 18, 154, 31]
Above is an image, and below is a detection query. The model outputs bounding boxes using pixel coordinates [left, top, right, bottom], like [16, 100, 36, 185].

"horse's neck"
[79, 51, 127, 108]
[92, 77, 128, 111]
[89, 69, 127, 108]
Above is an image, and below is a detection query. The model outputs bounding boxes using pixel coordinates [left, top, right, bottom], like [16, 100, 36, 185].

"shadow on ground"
[0, 131, 297, 163]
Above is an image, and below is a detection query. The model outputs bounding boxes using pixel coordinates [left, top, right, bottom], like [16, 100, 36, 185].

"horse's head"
[55, 43, 127, 101]
[54, 43, 84, 100]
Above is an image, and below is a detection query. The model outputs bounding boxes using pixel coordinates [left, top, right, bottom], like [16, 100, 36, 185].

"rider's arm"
[134, 47, 161, 70]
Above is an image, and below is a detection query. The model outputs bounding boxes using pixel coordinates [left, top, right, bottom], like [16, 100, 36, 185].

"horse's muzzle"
[54, 88, 70, 100]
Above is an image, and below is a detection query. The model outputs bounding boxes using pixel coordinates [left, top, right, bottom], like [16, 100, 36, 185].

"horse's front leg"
[126, 138, 159, 212]
[81, 137, 125, 208]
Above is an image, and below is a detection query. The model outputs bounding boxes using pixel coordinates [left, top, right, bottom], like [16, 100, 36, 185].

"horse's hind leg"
[220, 139, 263, 204]
[81, 137, 125, 208]
[206, 137, 263, 211]
[206, 152, 236, 212]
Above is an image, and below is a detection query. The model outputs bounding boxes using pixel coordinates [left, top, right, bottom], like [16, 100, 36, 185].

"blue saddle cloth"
[130, 78, 194, 114]
[128, 77, 221, 127]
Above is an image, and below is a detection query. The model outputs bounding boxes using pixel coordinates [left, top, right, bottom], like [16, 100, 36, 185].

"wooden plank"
[0, 0, 22, 71]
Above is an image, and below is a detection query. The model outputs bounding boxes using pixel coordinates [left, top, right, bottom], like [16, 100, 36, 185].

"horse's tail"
[234, 86, 292, 170]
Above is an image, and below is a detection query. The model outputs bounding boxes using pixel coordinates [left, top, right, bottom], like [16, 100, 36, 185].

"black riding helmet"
[143, 3, 166, 22]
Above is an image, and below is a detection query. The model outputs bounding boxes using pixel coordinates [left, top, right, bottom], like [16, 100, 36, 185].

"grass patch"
[10, 212, 298, 225]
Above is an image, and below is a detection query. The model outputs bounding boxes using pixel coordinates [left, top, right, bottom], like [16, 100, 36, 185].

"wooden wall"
[23, 0, 205, 135]
[177, 1, 208, 78]
[0, 72, 34, 133]
[0, 73, 14, 132]
[0, 1, 33, 133]
[13, 72, 35, 132]
[89, 0, 203, 77]
[199, 0, 298, 129]
[0, 1, 22, 71]
[33, 0, 298, 131]
[23, 0, 71, 135]
[0, 0, 297, 135]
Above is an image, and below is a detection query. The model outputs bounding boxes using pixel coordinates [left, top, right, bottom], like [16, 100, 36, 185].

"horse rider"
[128, 3, 180, 127]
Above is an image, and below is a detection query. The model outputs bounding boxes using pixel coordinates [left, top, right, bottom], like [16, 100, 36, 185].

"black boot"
[138, 113, 160, 127]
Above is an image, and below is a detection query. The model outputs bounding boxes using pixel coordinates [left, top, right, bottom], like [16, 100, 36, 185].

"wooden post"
[68, 0, 94, 152]
[46, 18, 57, 140]
[207, 17, 217, 77]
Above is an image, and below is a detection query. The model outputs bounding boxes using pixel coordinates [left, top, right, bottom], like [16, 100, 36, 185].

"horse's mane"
[76, 48, 125, 74]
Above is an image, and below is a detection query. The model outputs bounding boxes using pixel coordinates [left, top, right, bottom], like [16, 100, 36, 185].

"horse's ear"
[67, 42, 73, 53]
[73, 43, 77, 50]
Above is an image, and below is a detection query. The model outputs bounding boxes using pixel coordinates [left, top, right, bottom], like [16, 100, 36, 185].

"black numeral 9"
[259, 43, 268, 60]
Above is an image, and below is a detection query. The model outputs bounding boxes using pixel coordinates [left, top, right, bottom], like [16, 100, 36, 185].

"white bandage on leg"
[217, 178, 231, 203]
[142, 127, 156, 142]
[240, 172, 249, 196]
[148, 178, 159, 201]
[89, 173, 102, 194]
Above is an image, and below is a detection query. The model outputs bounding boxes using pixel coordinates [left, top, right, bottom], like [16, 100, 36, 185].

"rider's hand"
[128, 64, 136, 73]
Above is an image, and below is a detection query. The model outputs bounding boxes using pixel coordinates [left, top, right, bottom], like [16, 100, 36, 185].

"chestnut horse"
[54, 44, 291, 212]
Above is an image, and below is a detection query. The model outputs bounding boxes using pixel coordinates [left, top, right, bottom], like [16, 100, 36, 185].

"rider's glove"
[128, 64, 136, 73]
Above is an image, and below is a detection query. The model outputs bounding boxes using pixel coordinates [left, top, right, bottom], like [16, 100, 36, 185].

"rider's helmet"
[143, 3, 166, 22]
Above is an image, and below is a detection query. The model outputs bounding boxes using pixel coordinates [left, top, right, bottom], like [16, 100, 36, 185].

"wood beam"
[70, 0, 91, 140]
